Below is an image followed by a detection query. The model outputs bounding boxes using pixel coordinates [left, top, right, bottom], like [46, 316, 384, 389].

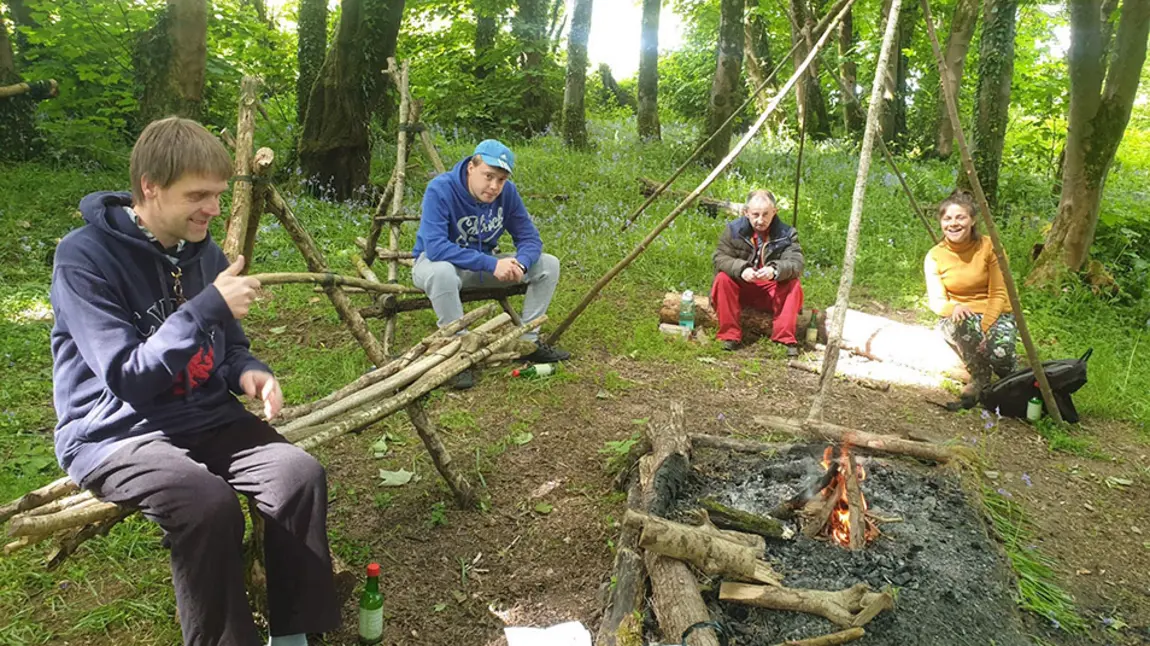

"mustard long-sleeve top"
[923, 236, 1011, 333]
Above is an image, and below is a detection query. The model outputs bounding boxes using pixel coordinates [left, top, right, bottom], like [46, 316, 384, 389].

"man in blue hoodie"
[50, 117, 338, 646]
[412, 139, 570, 389]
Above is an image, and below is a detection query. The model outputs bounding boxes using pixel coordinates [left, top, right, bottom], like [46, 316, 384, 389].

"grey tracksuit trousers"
[412, 252, 560, 340]
[80, 414, 340, 646]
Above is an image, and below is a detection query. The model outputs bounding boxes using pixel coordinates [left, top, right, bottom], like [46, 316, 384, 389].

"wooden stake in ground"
[382, 58, 412, 356]
[719, 581, 894, 628]
[808, 0, 904, 422]
[222, 75, 260, 263]
[406, 400, 477, 508]
[241, 147, 276, 263]
[548, 0, 859, 346]
[919, 0, 1063, 423]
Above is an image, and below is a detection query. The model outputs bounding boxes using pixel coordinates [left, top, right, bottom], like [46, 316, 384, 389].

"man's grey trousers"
[412, 252, 560, 340]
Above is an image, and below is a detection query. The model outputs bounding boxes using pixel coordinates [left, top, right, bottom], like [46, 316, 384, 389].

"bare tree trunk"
[514, 0, 553, 135]
[837, 6, 864, 136]
[547, 0, 565, 47]
[701, 0, 745, 165]
[745, 0, 776, 117]
[1029, 0, 1150, 285]
[638, 0, 662, 141]
[878, 0, 912, 147]
[296, 0, 327, 126]
[298, 0, 405, 201]
[0, 6, 37, 161]
[474, 2, 498, 79]
[959, 0, 1018, 210]
[136, 0, 207, 124]
[791, 0, 832, 141]
[561, 0, 592, 148]
[933, 0, 979, 158]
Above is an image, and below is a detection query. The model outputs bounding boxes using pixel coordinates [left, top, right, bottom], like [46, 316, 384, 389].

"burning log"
[844, 451, 865, 551]
[799, 446, 878, 548]
[699, 498, 790, 539]
[772, 627, 866, 645]
[801, 480, 844, 540]
[623, 510, 780, 585]
[752, 415, 967, 464]
[773, 461, 839, 521]
[719, 581, 894, 628]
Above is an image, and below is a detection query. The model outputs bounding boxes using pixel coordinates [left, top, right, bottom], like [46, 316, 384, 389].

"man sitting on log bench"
[411, 139, 570, 389]
[711, 189, 805, 356]
[49, 117, 339, 646]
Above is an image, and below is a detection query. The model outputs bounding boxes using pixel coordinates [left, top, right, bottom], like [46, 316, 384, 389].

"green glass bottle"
[805, 309, 819, 347]
[358, 563, 384, 645]
[512, 363, 559, 379]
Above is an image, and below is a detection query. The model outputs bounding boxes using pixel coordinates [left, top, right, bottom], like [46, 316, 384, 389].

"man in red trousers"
[710, 190, 805, 356]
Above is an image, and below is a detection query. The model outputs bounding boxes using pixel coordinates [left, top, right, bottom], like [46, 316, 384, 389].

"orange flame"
[818, 445, 870, 548]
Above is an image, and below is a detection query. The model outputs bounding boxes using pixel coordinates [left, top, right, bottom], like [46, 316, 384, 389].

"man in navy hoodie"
[50, 117, 338, 646]
[412, 139, 570, 389]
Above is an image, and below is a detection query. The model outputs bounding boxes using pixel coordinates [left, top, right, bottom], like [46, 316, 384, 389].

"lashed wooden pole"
[807, 0, 904, 422]
[617, 0, 857, 233]
[222, 75, 261, 264]
[382, 58, 412, 356]
[919, 0, 1063, 423]
[549, 0, 860, 345]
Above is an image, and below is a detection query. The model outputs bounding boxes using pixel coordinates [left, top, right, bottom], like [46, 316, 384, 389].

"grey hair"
[745, 189, 777, 208]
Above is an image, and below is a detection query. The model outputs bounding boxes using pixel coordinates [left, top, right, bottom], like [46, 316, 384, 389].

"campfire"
[801, 445, 879, 549]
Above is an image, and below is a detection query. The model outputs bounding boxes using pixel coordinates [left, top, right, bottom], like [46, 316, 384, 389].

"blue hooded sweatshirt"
[411, 156, 543, 272]
[50, 191, 270, 484]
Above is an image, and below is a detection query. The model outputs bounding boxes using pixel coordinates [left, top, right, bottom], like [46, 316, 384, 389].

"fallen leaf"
[630, 417, 649, 425]
[17, 220, 31, 229]
[511, 431, 533, 446]
[534, 502, 553, 515]
[269, 325, 288, 335]
[379, 469, 415, 486]
[595, 389, 613, 400]
[530, 479, 562, 499]
[451, 590, 468, 603]
[433, 603, 447, 612]
[1084, 502, 1096, 512]
[371, 437, 390, 457]
[1104, 476, 1133, 490]
[697, 356, 719, 364]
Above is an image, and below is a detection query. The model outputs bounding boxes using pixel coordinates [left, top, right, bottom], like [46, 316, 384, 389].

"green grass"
[2, 115, 1150, 641]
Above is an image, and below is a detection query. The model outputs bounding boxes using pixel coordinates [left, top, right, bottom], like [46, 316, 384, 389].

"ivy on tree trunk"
[296, 0, 327, 126]
[637, 0, 661, 142]
[135, 0, 207, 126]
[298, 0, 405, 201]
[701, 0, 745, 165]
[561, 0, 592, 148]
[1030, 0, 1150, 285]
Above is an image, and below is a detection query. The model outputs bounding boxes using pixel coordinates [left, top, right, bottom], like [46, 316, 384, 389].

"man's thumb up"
[222, 255, 246, 277]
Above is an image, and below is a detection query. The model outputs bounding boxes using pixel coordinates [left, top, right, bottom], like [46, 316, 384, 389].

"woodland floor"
[291, 316, 1150, 646]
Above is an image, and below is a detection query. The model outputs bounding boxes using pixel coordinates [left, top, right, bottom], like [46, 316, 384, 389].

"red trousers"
[710, 272, 804, 344]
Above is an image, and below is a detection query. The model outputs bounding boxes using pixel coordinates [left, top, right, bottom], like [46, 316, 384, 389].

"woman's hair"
[937, 189, 979, 240]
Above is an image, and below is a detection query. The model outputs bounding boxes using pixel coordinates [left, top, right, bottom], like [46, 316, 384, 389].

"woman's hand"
[951, 304, 975, 321]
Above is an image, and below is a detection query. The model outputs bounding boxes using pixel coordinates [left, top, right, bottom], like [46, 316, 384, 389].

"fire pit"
[597, 408, 1035, 646]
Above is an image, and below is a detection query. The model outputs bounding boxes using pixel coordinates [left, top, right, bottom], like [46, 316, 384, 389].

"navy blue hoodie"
[411, 156, 543, 272]
[50, 191, 269, 484]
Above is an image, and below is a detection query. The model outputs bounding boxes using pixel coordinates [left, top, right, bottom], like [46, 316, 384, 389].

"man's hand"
[951, 304, 975, 321]
[740, 267, 757, 282]
[493, 257, 525, 282]
[756, 266, 777, 281]
[214, 255, 261, 319]
[239, 370, 282, 421]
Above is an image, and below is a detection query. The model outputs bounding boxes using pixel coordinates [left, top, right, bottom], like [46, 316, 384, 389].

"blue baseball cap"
[473, 139, 515, 174]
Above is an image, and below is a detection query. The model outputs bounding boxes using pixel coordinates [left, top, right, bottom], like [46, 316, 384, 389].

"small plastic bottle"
[805, 309, 819, 347]
[679, 290, 696, 331]
[358, 563, 384, 645]
[512, 363, 559, 379]
[1026, 397, 1042, 422]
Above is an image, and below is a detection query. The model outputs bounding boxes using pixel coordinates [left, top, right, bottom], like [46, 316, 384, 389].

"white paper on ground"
[504, 621, 592, 646]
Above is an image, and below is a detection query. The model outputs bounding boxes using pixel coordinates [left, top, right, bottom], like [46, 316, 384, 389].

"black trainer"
[522, 342, 571, 363]
[786, 344, 800, 358]
[449, 367, 476, 390]
[721, 339, 740, 351]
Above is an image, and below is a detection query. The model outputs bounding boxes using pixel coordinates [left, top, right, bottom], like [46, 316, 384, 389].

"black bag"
[978, 349, 1092, 423]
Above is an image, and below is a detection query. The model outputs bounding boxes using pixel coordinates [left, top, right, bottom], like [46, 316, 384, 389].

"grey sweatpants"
[412, 252, 560, 341]
[80, 414, 340, 646]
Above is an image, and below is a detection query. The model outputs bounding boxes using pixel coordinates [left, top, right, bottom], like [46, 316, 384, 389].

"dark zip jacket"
[50, 191, 269, 484]
[713, 215, 805, 282]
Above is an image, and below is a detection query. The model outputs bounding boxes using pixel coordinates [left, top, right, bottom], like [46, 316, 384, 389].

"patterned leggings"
[940, 313, 1018, 384]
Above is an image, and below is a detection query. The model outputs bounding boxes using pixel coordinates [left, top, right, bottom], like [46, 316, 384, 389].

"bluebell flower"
[1021, 473, 1032, 487]
[997, 488, 1012, 498]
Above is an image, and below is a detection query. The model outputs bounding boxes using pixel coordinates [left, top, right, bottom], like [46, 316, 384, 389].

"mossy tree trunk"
[744, 0, 775, 117]
[1029, 0, 1150, 285]
[837, 5, 864, 136]
[0, 6, 37, 161]
[296, 0, 328, 126]
[298, 0, 405, 201]
[513, 0, 553, 134]
[135, 0, 207, 125]
[474, 0, 499, 79]
[790, 0, 832, 141]
[637, 0, 661, 141]
[958, 0, 1018, 210]
[933, 0, 979, 159]
[701, 0, 745, 166]
[561, 0, 592, 148]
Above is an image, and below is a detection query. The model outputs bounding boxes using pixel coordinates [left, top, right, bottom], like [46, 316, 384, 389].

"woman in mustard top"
[924, 190, 1018, 400]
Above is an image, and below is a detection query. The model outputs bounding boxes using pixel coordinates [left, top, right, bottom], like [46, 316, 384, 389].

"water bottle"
[805, 309, 819, 347]
[679, 290, 695, 331]
[1026, 397, 1042, 422]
